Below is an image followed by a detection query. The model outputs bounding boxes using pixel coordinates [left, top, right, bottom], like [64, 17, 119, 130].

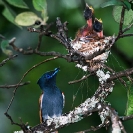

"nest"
[71, 36, 115, 71]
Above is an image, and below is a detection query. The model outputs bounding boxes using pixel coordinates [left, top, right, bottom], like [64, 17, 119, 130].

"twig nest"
[71, 36, 115, 72]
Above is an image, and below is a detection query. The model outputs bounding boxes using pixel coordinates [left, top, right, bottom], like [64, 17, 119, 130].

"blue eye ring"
[46, 74, 51, 79]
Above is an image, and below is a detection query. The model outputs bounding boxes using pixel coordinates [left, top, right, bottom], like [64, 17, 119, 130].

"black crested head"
[37, 68, 60, 89]
[93, 18, 103, 32]
[84, 3, 94, 20]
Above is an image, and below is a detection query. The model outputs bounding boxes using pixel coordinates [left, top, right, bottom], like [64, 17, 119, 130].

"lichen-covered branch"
[30, 77, 114, 132]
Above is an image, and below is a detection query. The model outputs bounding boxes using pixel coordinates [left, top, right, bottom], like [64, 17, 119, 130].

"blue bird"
[37, 68, 64, 123]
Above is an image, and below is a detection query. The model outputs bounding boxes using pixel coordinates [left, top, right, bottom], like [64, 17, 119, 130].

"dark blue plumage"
[37, 68, 64, 122]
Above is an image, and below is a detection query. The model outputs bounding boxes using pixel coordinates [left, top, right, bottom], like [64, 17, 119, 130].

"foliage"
[0, 0, 133, 133]
[101, 0, 133, 25]
[125, 81, 133, 115]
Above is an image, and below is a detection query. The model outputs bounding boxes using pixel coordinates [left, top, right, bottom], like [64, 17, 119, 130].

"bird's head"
[93, 18, 103, 38]
[84, 3, 94, 29]
[84, 3, 94, 20]
[93, 18, 103, 32]
[37, 68, 60, 89]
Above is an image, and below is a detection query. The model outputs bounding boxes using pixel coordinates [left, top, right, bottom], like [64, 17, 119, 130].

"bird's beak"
[54, 68, 60, 73]
[52, 68, 60, 77]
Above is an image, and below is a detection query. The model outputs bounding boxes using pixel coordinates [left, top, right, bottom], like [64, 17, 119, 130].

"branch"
[120, 114, 133, 121]
[0, 54, 18, 67]
[0, 81, 30, 89]
[118, 6, 125, 35]
[68, 73, 94, 84]
[107, 67, 133, 82]
[122, 22, 133, 33]
[110, 108, 124, 133]
[119, 33, 133, 38]
[0, 34, 5, 39]
[29, 81, 114, 132]
[103, 64, 127, 87]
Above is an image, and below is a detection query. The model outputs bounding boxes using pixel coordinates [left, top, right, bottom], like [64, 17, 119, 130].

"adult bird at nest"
[37, 68, 64, 132]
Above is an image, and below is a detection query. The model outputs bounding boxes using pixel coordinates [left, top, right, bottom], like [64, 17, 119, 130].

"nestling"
[74, 3, 94, 42]
[93, 18, 104, 39]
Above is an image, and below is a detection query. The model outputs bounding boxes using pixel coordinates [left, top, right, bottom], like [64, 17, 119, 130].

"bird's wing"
[62, 92, 65, 108]
[39, 92, 44, 123]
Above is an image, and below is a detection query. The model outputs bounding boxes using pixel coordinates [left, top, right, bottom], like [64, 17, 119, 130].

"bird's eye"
[46, 74, 51, 79]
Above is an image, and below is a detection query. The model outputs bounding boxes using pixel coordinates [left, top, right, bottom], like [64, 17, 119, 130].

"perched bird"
[93, 18, 104, 39]
[37, 68, 64, 123]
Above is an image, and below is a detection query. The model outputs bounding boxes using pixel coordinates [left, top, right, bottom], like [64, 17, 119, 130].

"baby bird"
[84, 3, 94, 30]
[74, 4, 94, 42]
[93, 18, 104, 39]
[37, 68, 64, 123]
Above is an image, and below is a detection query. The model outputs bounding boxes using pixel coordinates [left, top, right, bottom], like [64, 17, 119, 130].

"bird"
[37, 68, 64, 123]
[84, 3, 94, 30]
[73, 3, 94, 42]
[93, 18, 104, 39]
[83, 18, 104, 40]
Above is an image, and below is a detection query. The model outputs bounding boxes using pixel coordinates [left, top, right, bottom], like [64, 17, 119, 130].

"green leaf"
[125, 81, 133, 116]
[6, 0, 29, 9]
[122, 1, 131, 10]
[32, 0, 48, 22]
[2, 7, 15, 24]
[1, 40, 13, 56]
[2, 0, 22, 28]
[100, 0, 122, 8]
[15, 12, 42, 26]
[113, 6, 133, 25]
[33, 0, 47, 11]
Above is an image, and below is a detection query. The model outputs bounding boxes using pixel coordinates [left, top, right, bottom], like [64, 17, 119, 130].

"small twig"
[122, 22, 133, 33]
[118, 6, 125, 35]
[35, 33, 43, 50]
[0, 34, 5, 39]
[120, 114, 133, 121]
[119, 33, 133, 38]
[35, 23, 54, 50]
[0, 54, 18, 67]
[0, 81, 30, 89]
[4, 112, 22, 127]
[107, 67, 133, 82]
[68, 73, 93, 84]
[4, 112, 28, 132]
[116, 6, 125, 41]
[8, 37, 69, 61]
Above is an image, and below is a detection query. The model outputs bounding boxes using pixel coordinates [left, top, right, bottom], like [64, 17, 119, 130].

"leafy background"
[0, 0, 133, 133]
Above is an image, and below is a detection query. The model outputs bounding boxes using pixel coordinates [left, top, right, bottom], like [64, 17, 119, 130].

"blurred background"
[0, 0, 133, 133]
